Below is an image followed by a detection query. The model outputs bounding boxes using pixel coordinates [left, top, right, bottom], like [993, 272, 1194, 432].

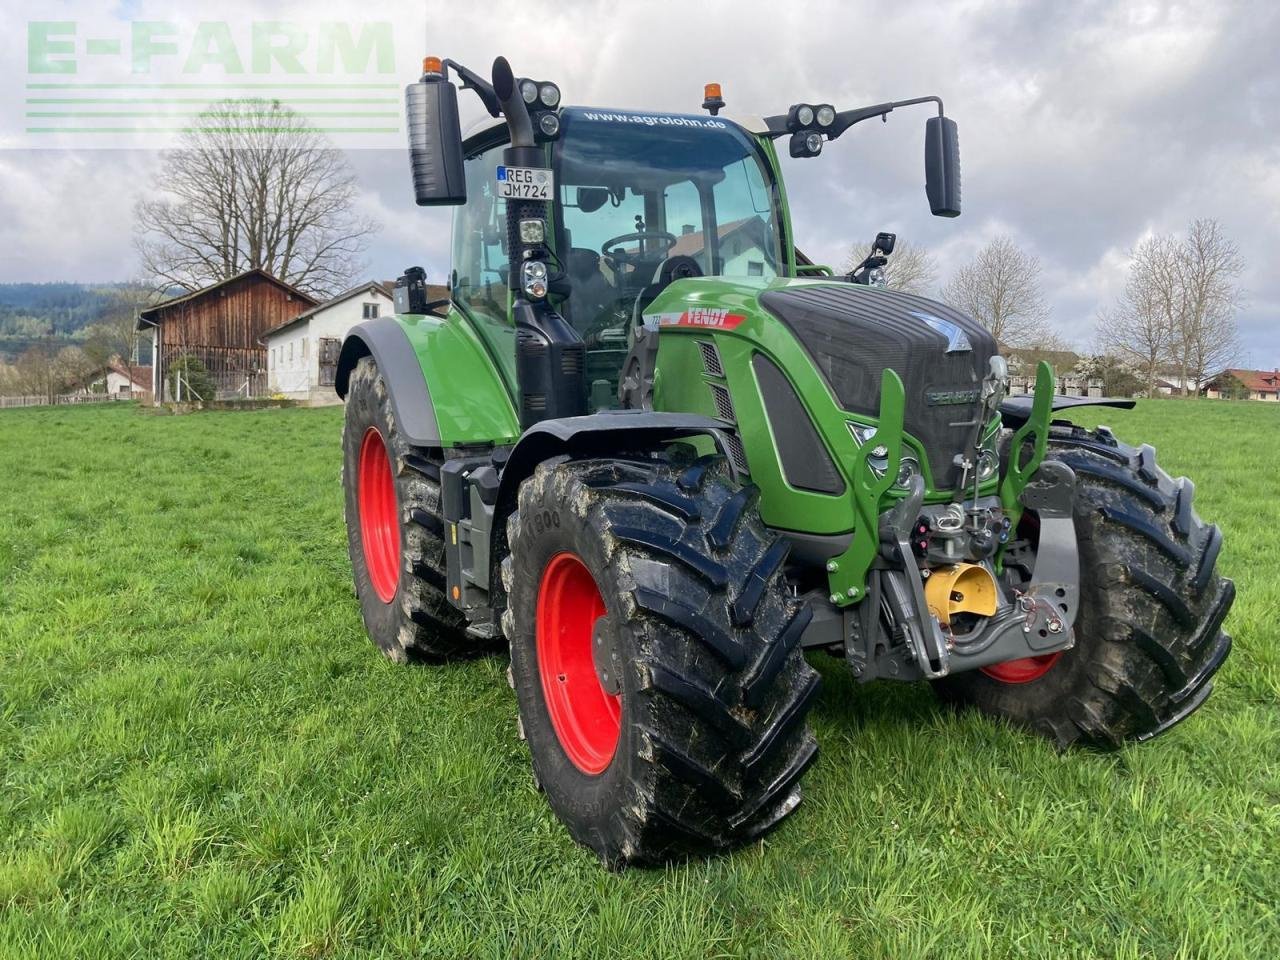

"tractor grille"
[697, 340, 725, 377]
[724, 432, 750, 475]
[709, 383, 735, 421]
[760, 285, 996, 489]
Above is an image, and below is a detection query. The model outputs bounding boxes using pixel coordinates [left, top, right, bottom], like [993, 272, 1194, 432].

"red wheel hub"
[981, 652, 1061, 684]
[357, 427, 400, 603]
[536, 552, 621, 775]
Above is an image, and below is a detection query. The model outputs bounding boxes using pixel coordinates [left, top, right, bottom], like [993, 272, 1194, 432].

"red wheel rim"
[357, 427, 400, 603]
[536, 552, 621, 775]
[981, 652, 1061, 684]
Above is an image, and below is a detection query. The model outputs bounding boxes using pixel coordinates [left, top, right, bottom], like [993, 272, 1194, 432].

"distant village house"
[1203, 368, 1280, 402]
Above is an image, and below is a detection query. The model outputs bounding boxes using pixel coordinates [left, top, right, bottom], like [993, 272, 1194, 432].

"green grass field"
[1, 399, 1277, 958]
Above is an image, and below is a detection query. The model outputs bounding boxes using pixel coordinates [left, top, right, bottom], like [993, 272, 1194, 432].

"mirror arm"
[829, 95, 944, 139]
[763, 95, 945, 141]
[443, 58, 502, 118]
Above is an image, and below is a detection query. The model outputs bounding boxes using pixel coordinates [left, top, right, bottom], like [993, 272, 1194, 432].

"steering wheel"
[600, 230, 678, 258]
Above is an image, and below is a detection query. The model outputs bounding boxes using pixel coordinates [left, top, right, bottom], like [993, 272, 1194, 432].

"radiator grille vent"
[724, 433, 750, 475]
[697, 340, 724, 377]
[709, 383, 735, 421]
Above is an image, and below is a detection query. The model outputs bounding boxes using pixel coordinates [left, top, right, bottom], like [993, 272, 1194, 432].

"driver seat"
[631, 255, 704, 327]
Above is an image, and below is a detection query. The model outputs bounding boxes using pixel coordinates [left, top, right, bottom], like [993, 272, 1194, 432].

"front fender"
[495, 411, 739, 515]
[336, 312, 519, 449]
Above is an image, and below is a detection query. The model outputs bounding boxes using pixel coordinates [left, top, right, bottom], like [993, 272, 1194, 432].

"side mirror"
[924, 115, 961, 218]
[406, 78, 466, 206]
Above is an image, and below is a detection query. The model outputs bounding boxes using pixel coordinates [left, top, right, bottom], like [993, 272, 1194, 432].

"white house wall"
[266, 289, 394, 403]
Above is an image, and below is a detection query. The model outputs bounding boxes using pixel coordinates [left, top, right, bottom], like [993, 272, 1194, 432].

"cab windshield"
[552, 108, 785, 343]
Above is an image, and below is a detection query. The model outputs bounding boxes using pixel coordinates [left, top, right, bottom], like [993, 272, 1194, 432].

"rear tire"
[501, 454, 821, 866]
[342, 356, 472, 662]
[935, 424, 1234, 748]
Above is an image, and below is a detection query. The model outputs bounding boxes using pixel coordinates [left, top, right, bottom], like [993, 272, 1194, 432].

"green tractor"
[336, 55, 1234, 866]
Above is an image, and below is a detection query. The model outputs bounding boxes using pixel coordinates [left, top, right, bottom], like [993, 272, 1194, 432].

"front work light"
[538, 112, 561, 137]
[520, 79, 539, 103]
[539, 83, 561, 108]
[519, 219, 546, 244]
[816, 104, 836, 127]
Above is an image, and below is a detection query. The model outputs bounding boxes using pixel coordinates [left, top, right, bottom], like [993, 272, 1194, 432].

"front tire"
[501, 455, 821, 866]
[936, 424, 1235, 748]
[341, 356, 472, 662]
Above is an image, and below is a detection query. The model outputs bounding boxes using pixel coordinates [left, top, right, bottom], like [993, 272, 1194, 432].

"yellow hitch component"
[924, 563, 999, 627]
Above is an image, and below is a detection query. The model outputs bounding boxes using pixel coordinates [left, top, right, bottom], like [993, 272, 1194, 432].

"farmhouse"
[72, 359, 153, 401]
[1203, 368, 1280, 401]
[136, 270, 318, 402]
[260, 281, 395, 404]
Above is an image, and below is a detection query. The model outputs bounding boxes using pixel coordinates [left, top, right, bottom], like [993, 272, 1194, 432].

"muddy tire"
[341, 356, 472, 662]
[935, 424, 1234, 748]
[501, 454, 820, 866]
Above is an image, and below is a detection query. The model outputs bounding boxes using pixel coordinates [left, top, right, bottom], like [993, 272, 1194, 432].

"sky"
[1, 0, 1277, 368]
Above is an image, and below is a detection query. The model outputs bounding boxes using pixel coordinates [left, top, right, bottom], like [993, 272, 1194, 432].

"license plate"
[496, 165, 554, 200]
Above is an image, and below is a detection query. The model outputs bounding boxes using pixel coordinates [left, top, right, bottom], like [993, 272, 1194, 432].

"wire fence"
[0, 392, 147, 409]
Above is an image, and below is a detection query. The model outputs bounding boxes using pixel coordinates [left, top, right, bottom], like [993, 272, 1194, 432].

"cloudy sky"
[1, 0, 1277, 367]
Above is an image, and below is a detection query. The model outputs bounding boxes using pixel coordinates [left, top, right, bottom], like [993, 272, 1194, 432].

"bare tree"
[12, 345, 94, 402]
[82, 285, 160, 386]
[844, 239, 939, 295]
[1176, 219, 1243, 394]
[941, 235, 1050, 346]
[1097, 236, 1176, 396]
[1101, 220, 1243, 397]
[134, 99, 378, 298]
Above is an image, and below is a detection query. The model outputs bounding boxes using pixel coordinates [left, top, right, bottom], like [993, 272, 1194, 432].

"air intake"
[752, 353, 845, 495]
[697, 340, 725, 377]
[709, 383, 735, 421]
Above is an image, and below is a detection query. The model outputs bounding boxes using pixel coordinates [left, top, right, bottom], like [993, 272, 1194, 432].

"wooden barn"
[136, 270, 318, 402]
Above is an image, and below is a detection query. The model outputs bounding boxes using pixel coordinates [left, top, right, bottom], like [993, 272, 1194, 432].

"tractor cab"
[454, 106, 788, 406]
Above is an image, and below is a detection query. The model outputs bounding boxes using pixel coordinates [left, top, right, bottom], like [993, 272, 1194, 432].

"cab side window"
[452, 143, 510, 324]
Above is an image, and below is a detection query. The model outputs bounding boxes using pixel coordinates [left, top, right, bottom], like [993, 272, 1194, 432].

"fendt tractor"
[335, 55, 1234, 865]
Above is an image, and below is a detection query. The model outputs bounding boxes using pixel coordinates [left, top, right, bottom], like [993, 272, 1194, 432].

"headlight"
[520, 79, 539, 104]
[816, 104, 836, 127]
[848, 423, 877, 445]
[895, 456, 920, 489]
[796, 104, 815, 126]
[976, 448, 999, 481]
[522, 260, 548, 298]
[539, 83, 560, 108]
[804, 132, 823, 155]
[538, 112, 560, 137]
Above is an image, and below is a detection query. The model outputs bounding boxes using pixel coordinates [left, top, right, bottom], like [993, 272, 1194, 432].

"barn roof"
[136, 269, 318, 329]
[259, 281, 392, 341]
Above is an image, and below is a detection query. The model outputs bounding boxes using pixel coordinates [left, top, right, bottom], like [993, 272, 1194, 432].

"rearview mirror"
[924, 115, 961, 218]
[406, 78, 466, 206]
[576, 187, 609, 214]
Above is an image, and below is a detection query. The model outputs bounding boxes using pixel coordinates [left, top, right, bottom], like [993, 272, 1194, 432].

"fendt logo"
[650, 308, 747, 330]
[9, 9, 424, 149]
